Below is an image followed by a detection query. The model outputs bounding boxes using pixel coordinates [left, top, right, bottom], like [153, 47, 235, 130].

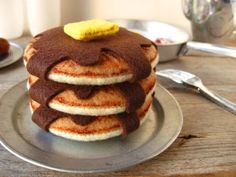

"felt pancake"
[28, 71, 156, 116]
[29, 96, 153, 141]
[24, 36, 158, 85]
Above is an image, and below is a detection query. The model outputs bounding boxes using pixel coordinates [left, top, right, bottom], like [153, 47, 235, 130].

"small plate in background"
[0, 42, 23, 68]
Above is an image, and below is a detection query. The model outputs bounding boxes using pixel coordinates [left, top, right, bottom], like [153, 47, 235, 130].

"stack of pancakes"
[23, 26, 158, 141]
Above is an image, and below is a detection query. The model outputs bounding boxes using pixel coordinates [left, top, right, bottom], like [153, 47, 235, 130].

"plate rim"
[0, 80, 183, 173]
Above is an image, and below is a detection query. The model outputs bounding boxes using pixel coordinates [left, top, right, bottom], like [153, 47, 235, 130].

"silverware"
[157, 69, 236, 115]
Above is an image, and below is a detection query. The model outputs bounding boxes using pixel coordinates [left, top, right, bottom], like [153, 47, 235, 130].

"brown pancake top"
[24, 43, 157, 79]
[28, 72, 156, 108]
[32, 106, 96, 130]
[29, 78, 146, 113]
[32, 105, 140, 136]
[26, 27, 153, 82]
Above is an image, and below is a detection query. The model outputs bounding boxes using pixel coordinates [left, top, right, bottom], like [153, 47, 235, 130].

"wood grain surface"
[0, 37, 235, 176]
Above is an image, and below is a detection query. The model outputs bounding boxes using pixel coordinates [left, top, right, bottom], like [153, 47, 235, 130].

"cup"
[26, 0, 61, 36]
[182, 0, 235, 44]
[0, 0, 24, 39]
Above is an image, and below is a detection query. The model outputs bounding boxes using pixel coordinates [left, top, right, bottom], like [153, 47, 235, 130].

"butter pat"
[64, 19, 119, 41]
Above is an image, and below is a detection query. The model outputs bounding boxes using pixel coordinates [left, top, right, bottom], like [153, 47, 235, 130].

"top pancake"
[24, 28, 158, 86]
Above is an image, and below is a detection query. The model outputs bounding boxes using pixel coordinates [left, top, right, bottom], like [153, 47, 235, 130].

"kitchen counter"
[0, 37, 236, 177]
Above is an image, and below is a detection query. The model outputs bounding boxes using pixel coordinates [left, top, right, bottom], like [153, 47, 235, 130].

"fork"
[157, 69, 236, 115]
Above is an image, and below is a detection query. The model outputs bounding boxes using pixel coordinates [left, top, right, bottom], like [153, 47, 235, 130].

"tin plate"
[0, 42, 23, 68]
[110, 19, 190, 62]
[0, 80, 183, 173]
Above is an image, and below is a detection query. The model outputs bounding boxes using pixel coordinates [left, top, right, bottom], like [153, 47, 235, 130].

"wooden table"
[0, 37, 236, 177]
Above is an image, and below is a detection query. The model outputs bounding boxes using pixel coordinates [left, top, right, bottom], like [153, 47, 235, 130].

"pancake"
[30, 96, 153, 141]
[24, 22, 158, 141]
[28, 71, 156, 116]
[24, 36, 158, 85]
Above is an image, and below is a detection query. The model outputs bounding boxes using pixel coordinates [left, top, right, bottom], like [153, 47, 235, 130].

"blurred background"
[60, 0, 190, 32]
[1, 0, 236, 44]
[0, 0, 190, 38]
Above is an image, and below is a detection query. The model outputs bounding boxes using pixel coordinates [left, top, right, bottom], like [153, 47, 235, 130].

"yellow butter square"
[64, 19, 119, 41]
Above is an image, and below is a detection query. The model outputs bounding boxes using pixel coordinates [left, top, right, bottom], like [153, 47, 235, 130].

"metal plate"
[110, 19, 190, 62]
[0, 42, 23, 68]
[0, 80, 183, 173]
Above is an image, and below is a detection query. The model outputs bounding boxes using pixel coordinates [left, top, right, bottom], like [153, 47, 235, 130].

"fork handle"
[198, 85, 236, 115]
